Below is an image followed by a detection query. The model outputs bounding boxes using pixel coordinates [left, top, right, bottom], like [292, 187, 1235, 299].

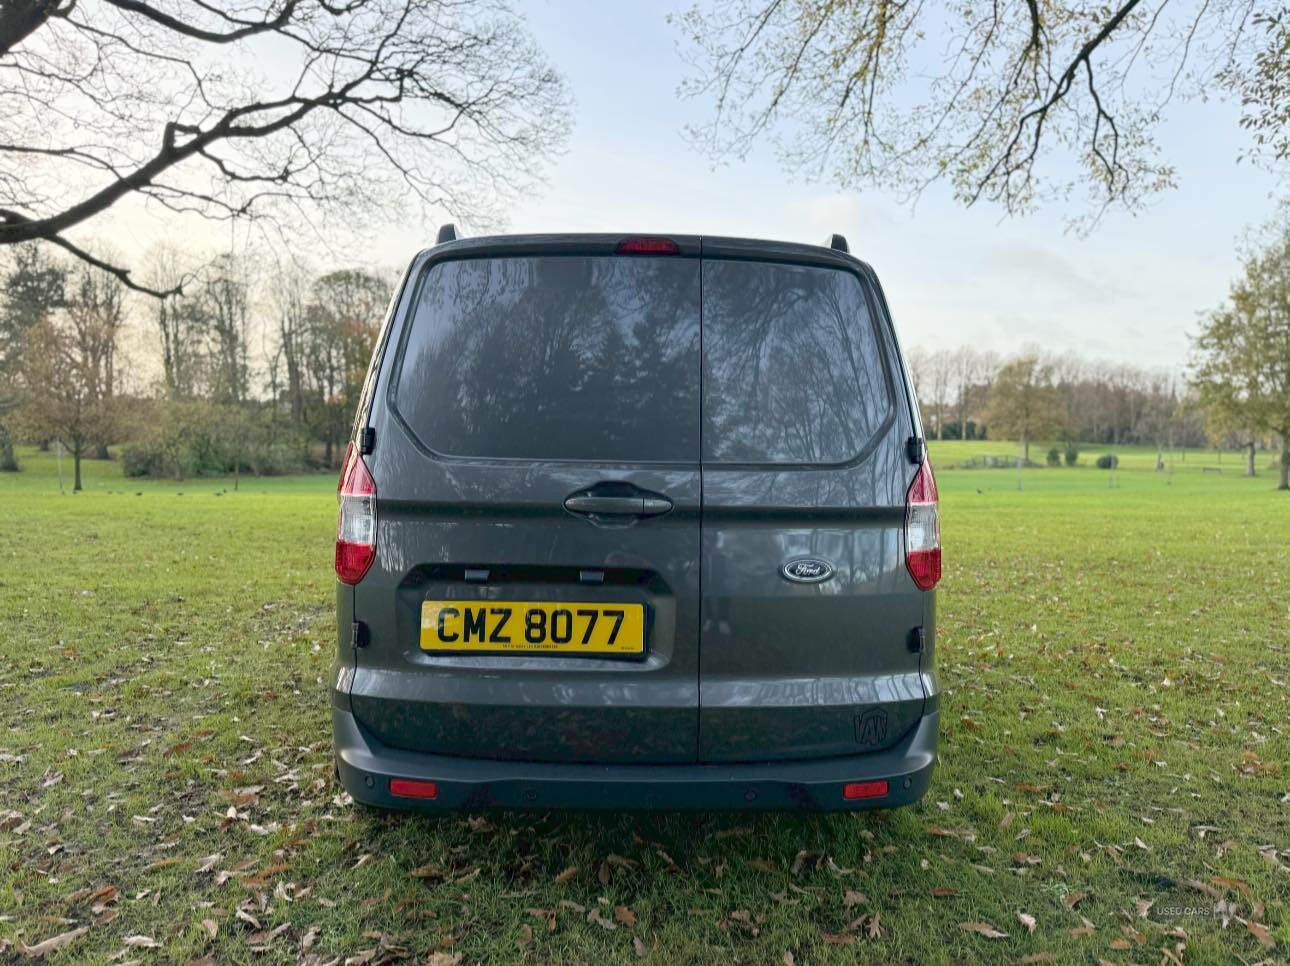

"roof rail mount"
[827, 233, 849, 253]
[436, 223, 457, 244]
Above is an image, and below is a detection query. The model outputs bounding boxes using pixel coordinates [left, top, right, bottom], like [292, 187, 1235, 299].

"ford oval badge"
[781, 558, 834, 584]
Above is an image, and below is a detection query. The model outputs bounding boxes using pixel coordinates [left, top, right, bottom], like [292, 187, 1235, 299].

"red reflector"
[843, 780, 888, 800]
[389, 778, 438, 800]
[615, 236, 679, 255]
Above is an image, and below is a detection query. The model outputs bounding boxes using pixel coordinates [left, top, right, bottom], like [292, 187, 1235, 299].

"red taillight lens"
[905, 459, 940, 591]
[389, 778, 438, 800]
[615, 236, 679, 255]
[843, 780, 888, 800]
[336, 441, 377, 585]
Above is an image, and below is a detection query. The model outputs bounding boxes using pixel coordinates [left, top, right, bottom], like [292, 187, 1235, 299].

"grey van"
[332, 230, 941, 811]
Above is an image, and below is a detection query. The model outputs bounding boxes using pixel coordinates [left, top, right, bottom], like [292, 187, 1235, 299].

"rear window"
[702, 260, 891, 464]
[392, 255, 700, 462]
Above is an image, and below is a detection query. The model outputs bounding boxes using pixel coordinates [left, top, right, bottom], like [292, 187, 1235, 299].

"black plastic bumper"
[334, 708, 938, 812]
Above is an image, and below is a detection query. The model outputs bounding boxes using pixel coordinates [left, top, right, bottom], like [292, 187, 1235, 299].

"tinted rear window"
[702, 260, 891, 464]
[393, 256, 700, 462]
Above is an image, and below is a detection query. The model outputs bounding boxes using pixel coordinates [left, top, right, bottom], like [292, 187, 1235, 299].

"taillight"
[615, 236, 679, 255]
[904, 459, 940, 591]
[336, 441, 377, 585]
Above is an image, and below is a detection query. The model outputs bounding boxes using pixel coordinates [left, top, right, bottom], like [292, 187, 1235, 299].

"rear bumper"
[333, 707, 938, 812]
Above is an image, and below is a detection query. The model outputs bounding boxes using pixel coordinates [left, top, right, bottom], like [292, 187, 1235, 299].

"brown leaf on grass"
[843, 890, 868, 909]
[781, 953, 794, 966]
[89, 885, 118, 914]
[18, 926, 89, 958]
[1246, 920, 1275, 949]
[1211, 875, 1253, 897]
[633, 936, 648, 958]
[409, 862, 447, 880]
[931, 887, 958, 898]
[587, 907, 617, 931]
[862, 913, 884, 939]
[1182, 878, 1224, 900]
[614, 906, 637, 928]
[820, 931, 854, 945]
[959, 921, 1008, 939]
[748, 860, 778, 873]
[552, 866, 578, 885]
[123, 935, 162, 948]
[1020, 955, 1057, 964]
[426, 954, 463, 966]
[517, 924, 534, 948]
[1017, 912, 1036, 933]
[791, 850, 822, 875]
[163, 741, 191, 758]
[1061, 891, 1088, 910]
[201, 919, 218, 941]
[1134, 898, 1154, 918]
[1109, 938, 1132, 950]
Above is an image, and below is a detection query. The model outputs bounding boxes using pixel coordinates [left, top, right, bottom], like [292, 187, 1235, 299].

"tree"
[1192, 219, 1290, 490]
[0, 1, 569, 292]
[18, 316, 110, 491]
[143, 246, 204, 399]
[676, 1, 1282, 223]
[986, 356, 1066, 462]
[0, 243, 66, 469]
[65, 260, 126, 458]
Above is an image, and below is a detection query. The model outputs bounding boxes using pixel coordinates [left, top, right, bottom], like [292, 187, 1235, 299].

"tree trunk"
[73, 450, 82, 492]
[1021, 431, 1029, 464]
[94, 441, 110, 460]
[1280, 443, 1289, 491]
[1246, 441, 1256, 477]
[0, 435, 17, 472]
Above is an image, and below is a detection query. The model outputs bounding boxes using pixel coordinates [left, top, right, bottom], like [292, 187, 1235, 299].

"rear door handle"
[563, 494, 673, 517]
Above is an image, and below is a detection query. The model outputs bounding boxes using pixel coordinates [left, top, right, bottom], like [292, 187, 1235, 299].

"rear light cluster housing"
[904, 459, 940, 590]
[336, 442, 377, 585]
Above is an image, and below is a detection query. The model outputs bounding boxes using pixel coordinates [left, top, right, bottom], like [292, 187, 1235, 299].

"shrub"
[1096, 453, 1119, 470]
[121, 400, 311, 479]
[1046, 445, 1061, 466]
[1064, 441, 1080, 466]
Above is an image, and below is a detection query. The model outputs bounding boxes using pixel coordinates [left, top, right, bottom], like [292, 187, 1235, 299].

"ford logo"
[781, 558, 835, 583]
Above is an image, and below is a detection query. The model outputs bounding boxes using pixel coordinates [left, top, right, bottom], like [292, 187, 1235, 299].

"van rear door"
[351, 238, 702, 763]
[698, 243, 927, 762]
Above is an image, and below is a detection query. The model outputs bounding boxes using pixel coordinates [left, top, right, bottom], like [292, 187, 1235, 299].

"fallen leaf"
[959, 921, 1008, 939]
[633, 936, 648, 958]
[614, 906, 637, 928]
[931, 887, 958, 898]
[1246, 920, 1274, 949]
[553, 866, 578, 885]
[18, 926, 90, 958]
[1017, 912, 1036, 933]
[1061, 891, 1089, 910]
[820, 931, 854, 945]
[123, 935, 162, 948]
[201, 919, 218, 941]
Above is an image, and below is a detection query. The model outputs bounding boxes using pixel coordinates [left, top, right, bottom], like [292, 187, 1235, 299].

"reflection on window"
[703, 261, 890, 464]
[395, 256, 700, 462]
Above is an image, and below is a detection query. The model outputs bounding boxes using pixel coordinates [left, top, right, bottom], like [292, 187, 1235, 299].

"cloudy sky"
[496, 2, 1283, 372]
[91, 2, 1283, 373]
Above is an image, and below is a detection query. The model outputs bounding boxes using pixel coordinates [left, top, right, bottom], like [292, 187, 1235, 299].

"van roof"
[416, 233, 872, 274]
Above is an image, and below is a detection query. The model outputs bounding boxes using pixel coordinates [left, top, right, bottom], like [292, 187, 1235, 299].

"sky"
[497, 2, 1283, 372]
[88, 1, 1284, 374]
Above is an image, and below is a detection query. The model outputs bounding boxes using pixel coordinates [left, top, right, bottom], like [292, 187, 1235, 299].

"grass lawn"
[0, 444, 1286, 964]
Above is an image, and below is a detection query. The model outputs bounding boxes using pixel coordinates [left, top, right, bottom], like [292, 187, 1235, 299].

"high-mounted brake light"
[904, 459, 940, 591]
[336, 441, 377, 585]
[615, 236, 679, 255]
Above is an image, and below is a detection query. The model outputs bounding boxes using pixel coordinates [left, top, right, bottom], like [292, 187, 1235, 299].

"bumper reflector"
[843, 780, 888, 800]
[389, 778, 439, 800]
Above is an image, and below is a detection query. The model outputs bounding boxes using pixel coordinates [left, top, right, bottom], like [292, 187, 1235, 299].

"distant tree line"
[0, 242, 392, 489]
[905, 346, 1207, 456]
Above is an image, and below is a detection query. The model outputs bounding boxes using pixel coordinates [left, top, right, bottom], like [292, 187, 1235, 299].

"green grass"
[1, 444, 1286, 964]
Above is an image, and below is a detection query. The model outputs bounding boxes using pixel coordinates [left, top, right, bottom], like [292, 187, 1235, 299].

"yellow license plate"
[420, 601, 646, 655]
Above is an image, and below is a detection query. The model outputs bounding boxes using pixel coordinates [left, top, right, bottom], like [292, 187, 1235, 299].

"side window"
[392, 255, 700, 462]
[702, 260, 891, 464]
